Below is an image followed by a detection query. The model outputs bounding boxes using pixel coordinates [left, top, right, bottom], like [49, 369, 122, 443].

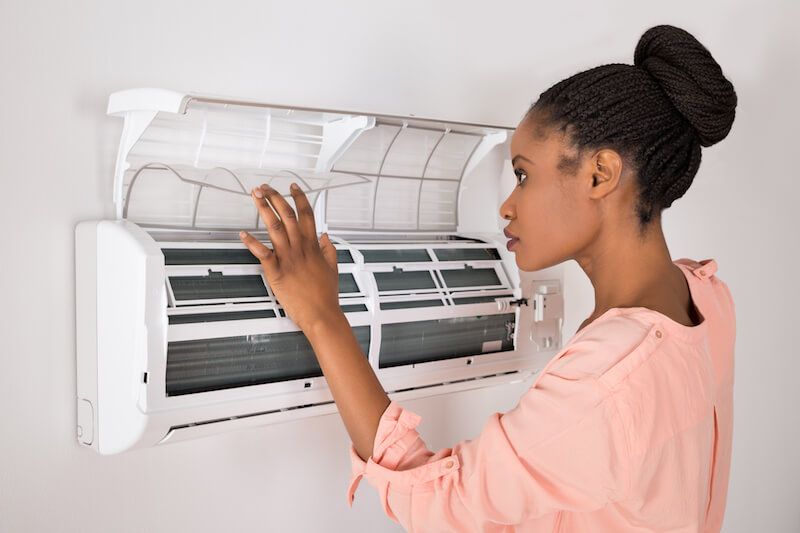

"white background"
[1, 1, 797, 531]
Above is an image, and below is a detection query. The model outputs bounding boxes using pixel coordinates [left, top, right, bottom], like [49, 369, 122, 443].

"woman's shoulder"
[545, 311, 658, 383]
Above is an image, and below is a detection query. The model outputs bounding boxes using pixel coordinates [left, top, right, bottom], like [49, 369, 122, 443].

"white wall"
[1, 1, 797, 531]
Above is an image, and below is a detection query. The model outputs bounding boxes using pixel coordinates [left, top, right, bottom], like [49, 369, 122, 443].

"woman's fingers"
[251, 187, 289, 254]
[258, 183, 302, 248]
[318, 232, 338, 272]
[239, 230, 280, 278]
[289, 183, 318, 242]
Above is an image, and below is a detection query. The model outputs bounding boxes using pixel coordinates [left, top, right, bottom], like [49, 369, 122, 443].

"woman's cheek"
[518, 202, 573, 270]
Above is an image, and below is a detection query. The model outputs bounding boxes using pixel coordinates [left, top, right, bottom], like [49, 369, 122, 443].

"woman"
[239, 24, 737, 533]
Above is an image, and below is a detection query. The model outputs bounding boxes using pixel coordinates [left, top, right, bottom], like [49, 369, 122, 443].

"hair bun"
[634, 24, 737, 147]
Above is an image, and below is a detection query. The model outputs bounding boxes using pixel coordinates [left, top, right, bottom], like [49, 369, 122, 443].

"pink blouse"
[347, 258, 735, 532]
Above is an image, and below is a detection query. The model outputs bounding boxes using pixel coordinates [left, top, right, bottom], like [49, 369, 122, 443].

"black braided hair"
[528, 24, 738, 232]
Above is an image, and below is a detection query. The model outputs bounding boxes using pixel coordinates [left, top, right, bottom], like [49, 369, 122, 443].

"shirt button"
[698, 269, 706, 276]
[655, 330, 663, 338]
[445, 460, 454, 469]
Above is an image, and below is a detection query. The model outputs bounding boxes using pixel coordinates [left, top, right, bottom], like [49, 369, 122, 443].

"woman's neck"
[575, 218, 681, 323]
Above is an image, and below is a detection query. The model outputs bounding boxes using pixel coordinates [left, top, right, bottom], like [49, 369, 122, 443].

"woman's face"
[499, 113, 630, 272]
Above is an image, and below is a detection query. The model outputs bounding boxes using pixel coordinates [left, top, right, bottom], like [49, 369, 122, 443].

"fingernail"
[253, 188, 263, 198]
[239, 231, 247, 239]
[290, 182, 299, 191]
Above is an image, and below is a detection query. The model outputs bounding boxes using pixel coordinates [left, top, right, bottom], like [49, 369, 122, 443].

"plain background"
[1, 1, 797, 531]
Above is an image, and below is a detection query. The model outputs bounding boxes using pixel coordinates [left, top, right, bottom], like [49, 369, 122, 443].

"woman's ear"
[588, 149, 623, 199]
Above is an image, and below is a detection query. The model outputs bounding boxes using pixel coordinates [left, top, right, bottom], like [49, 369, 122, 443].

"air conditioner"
[75, 88, 564, 454]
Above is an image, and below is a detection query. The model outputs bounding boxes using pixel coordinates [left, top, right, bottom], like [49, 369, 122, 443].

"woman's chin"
[513, 251, 536, 272]
[512, 245, 552, 272]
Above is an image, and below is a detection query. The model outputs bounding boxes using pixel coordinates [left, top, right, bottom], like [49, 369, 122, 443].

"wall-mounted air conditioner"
[75, 88, 564, 454]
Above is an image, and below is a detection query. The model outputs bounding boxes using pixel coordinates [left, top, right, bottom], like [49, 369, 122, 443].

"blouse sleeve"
[345, 365, 632, 531]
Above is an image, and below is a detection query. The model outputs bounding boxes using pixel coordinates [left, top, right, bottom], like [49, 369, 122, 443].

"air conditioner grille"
[166, 326, 371, 396]
[379, 314, 515, 369]
[170, 274, 267, 301]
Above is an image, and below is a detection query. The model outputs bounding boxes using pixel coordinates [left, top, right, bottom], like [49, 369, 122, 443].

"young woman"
[239, 24, 737, 533]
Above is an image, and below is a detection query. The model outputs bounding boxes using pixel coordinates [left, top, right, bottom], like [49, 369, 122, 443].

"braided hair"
[528, 24, 738, 232]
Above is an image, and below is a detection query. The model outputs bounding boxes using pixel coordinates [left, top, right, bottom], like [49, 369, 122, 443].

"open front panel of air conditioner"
[75, 89, 564, 454]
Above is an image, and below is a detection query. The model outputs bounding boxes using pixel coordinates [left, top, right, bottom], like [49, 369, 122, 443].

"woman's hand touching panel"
[239, 183, 342, 334]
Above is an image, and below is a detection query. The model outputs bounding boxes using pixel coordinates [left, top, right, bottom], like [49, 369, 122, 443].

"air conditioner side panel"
[76, 221, 99, 449]
[93, 220, 166, 454]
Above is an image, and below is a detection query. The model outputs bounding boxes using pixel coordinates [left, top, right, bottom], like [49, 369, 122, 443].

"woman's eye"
[514, 168, 527, 186]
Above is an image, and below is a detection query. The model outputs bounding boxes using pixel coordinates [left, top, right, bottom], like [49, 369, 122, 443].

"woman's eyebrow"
[512, 155, 535, 166]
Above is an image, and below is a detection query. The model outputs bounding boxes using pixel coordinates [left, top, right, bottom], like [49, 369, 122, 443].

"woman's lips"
[503, 227, 519, 251]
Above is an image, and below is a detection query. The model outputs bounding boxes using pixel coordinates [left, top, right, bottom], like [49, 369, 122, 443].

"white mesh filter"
[122, 164, 363, 230]
[418, 179, 461, 230]
[380, 127, 444, 176]
[330, 124, 401, 174]
[194, 186, 255, 229]
[122, 101, 343, 229]
[425, 133, 482, 179]
[118, 97, 501, 231]
[373, 177, 423, 229]
[127, 104, 324, 173]
[424, 133, 481, 179]
[325, 124, 483, 231]
[324, 174, 461, 232]
[324, 180, 375, 229]
[124, 165, 196, 226]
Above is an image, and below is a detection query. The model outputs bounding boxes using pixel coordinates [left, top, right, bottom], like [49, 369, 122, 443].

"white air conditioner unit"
[75, 88, 564, 454]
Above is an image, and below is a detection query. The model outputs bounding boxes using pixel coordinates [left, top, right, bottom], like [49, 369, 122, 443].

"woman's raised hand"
[239, 183, 342, 333]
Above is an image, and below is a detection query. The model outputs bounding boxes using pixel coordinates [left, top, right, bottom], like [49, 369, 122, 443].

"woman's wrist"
[303, 308, 351, 345]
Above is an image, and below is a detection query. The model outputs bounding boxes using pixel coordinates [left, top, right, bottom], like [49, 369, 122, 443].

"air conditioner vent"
[440, 267, 501, 288]
[169, 273, 268, 302]
[433, 248, 501, 261]
[163, 248, 260, 265]
[168, 309, 277, 324]
[380, 300, 444, 310]
[166, 326, 371, 396]
[360, 249, 431, 263]
[374, 269, 437, 291]
[379, 314, 515, 369]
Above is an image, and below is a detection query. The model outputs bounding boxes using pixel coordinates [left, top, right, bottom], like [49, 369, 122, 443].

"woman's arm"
[306, 312, 391, 462]
[238, 182, 390, 462]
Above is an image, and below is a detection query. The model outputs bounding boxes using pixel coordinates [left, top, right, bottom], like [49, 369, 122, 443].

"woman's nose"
[499, 194, 515, 220]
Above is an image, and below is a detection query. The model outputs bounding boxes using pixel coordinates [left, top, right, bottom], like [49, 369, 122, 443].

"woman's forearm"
[306, 310, 391, 463]
[238, 183, 391, 463]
